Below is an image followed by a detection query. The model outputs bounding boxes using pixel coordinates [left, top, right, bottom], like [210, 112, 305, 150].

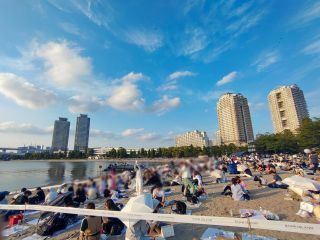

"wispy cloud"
[291, 1, 320, 27]
[71, 0, 113, 29]
[303, 39, 320, 55]
[121, 128, 144, 137]
[68, 95, 104, 113]
[159, 71, 195, 91]
[253, 50, 279, 72]
[179, 28, 208, 56]
[137, 132, 161, 141]
[149, 95, 181, 115]
[60, 22, 85, 37]
[249, 102, 265, 111]
[0, 121, 52, 135]
[178, 1, 267, 62]
[216, 71, 237, 86]
[167, 71, 195, 81]
[201, 89, 229, 102]
[124, 29, 163, 52]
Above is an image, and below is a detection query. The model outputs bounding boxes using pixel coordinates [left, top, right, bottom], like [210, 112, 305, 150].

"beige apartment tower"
[175, 130, 209, 147]
[217, 93, 254, 146]
[268, 85, 309, 133]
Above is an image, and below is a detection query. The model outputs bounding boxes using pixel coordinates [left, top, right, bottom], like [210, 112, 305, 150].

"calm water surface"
[0, 160, 127, 191]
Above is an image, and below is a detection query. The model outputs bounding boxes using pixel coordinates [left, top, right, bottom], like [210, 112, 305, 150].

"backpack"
[37, 213, 66, 236]
[172, 201, 187, 214]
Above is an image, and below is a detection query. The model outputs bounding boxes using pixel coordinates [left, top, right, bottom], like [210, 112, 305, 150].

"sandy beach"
[5, 171, 319, 240]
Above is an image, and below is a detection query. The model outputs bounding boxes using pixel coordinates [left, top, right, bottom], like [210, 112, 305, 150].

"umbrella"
[282, 175, 320, 191]
[121, 193, 159, 228]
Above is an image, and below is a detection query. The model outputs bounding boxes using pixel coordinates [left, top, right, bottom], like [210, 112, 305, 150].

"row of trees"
[255, 118, 320, 154]
[103, 144, 248, 159]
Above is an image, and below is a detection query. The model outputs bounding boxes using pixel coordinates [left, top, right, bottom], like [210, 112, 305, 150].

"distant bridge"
[0, 147, 19, 153]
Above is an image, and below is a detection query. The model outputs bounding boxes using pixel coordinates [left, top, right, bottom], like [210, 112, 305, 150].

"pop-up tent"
[121, 193, 159, 228]
[283, 175, 320, 192]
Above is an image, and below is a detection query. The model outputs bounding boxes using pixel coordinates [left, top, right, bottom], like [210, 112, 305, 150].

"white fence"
[0, 204, 319, 235]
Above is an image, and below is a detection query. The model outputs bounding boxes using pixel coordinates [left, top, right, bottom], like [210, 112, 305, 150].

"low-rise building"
[175, 130, 210, 147]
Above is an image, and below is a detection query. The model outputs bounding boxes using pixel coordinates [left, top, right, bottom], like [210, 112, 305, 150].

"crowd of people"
[0, 151, 319, 239]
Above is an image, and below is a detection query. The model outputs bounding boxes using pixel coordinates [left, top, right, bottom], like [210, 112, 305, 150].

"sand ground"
[5, 172, 320, 240]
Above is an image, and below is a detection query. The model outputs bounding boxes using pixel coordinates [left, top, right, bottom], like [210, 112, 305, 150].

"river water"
[0, 160, 149, 192]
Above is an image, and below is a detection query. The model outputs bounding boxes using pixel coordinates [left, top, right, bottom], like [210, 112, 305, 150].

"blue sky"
[0, 0, 319, 148]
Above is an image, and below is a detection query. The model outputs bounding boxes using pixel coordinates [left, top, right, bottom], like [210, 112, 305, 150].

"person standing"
[310, 151, 319, 174]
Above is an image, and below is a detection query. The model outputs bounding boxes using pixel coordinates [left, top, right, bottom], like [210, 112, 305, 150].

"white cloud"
[303, 39, 320, 55]
[168, 71, 195, 81]
[125, 29, 163, 52]
[36, 40, 92, 87]
[121, 128, 144, 137]
[216, 71, 237, 86]
[253, 50, 279, 72]
[137, 132, 160, 141]
[68, 95, 104, 113]
[0, 121, 52, 135]
[149, 95, 181, 114]
[0, 73, 57, 109]
[107, 72, 146, 111]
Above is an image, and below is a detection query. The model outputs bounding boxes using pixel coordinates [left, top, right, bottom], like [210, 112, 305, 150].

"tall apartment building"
[268, 84, 309, 133]
[217, 93, 254, 146]
[175, 130, 210, 147]
[51, 117, 70, 152]
[74, 114, 90, 151]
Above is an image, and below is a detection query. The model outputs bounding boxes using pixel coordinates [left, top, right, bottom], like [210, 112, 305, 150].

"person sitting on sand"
[268, 170, 288, 189]
[170, 170, 181, 186]
[102, 199, 124, 236]
[29, 187, 45, 204]
[74, 184, 87, 204]
[231, 178, 250, 201]
[254, 174, 268, 187]
[152, 184, 165, 206]
[5, 190, 32, 220]
[87, 184, 98, 200]
[79, 202, 102, 240]
[45, 187, 58, 203]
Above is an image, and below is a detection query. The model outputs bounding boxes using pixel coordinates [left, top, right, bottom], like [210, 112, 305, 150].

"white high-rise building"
[217, 93, 254, 146]
[74, 114, 90, 151]
[175, 130, 210, 147]
[268, 84, 309, 133]
[51, 117, 70, 152]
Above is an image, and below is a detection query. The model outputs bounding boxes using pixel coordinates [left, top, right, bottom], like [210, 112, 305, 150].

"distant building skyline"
[175, 130, 210, 148]
[268, 85, 309, 134]
[74, 114, 90, 151]
[217, 93, 254, 146]
[51, 117, 70, 152]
